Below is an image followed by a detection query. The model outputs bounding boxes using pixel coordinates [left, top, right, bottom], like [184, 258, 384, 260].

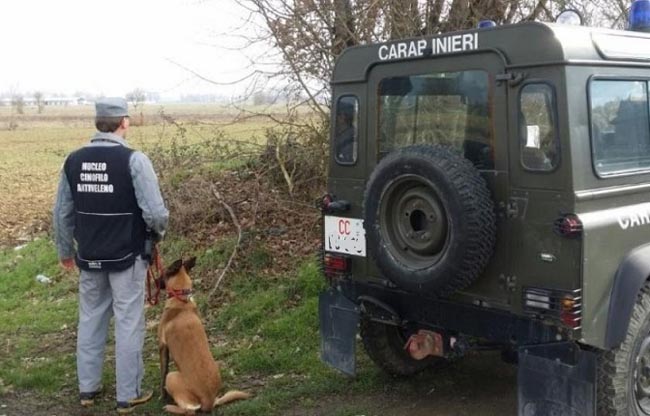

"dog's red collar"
[167, 289, 192, 302]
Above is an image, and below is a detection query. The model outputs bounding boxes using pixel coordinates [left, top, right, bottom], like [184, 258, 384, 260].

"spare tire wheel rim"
[379, 174, 449, 268]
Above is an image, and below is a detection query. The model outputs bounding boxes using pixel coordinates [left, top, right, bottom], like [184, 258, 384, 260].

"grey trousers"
[76, 257, 147, 402]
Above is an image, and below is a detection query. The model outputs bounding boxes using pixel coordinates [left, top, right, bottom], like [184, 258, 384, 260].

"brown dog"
[158, 257, 250, 414]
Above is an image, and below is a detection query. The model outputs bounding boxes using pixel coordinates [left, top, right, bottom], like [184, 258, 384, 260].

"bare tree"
[11, 94, 24, 115]
[34, 91, 44, 114]
[126, 88, 147, 126]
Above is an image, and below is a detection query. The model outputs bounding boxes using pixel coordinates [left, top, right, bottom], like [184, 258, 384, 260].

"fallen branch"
[207, 185, 243, 305]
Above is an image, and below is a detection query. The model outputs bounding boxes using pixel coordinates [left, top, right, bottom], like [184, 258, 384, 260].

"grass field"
[0, 104, 274, 245]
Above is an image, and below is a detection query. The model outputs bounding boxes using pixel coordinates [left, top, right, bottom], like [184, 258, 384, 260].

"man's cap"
[95, 97, 129, 118]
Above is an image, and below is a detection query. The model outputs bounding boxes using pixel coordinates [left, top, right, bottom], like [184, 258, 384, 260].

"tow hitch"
[404, 330, 444, 360]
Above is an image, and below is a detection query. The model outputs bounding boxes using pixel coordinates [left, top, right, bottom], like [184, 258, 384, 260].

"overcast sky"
[0, 0, 262, 99]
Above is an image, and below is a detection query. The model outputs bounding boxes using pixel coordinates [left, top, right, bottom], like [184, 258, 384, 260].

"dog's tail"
[214, 390, 252, 407]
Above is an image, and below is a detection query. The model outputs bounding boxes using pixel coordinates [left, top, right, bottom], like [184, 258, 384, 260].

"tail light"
[560, 295, 582, 329]
[554, 214, 583, 238]
[323, 253, 350, 281]
[523, 287, 582, 330]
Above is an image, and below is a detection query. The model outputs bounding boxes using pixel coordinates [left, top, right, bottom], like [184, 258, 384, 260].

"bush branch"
[207, 185, 243, 304]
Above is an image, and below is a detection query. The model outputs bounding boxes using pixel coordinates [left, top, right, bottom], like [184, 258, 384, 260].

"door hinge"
[506, 201, 519, 218]
[496, 72, 525, 87]
[499, 200, 520, 219]
[500, 197, 528, 219]
[499, 274, 517, 292]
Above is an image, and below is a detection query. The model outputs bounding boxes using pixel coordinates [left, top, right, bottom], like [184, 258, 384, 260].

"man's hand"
[60, 258, 75, 271]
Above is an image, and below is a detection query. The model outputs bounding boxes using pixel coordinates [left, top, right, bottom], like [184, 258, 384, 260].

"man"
[53, 97, 168, 414]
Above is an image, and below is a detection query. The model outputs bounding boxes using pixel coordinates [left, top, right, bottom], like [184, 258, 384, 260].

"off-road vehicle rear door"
[365, 51, 511, 306]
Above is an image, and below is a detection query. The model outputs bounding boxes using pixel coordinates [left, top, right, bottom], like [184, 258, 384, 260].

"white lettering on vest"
[78, 161, 113, 191]
[77, 183, 114, 193]
[80, 173, 109, 182]
[81, 162, 107, 171]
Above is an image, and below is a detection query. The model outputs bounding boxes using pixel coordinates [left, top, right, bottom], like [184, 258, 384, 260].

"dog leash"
[146, 245, 164, 306]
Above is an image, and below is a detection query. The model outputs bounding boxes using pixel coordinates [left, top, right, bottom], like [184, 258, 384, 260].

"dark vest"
[64, 144, 146, 271]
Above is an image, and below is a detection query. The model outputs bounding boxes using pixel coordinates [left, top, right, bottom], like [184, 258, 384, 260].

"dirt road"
[290, 351, 518, 416]
[0, 351, 516, 416]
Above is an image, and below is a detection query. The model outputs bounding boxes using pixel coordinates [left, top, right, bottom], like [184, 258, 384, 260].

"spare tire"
[363, 145, 496, 296]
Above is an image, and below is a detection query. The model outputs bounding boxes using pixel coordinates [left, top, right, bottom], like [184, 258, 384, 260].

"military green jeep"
[319, 9, 650, 416]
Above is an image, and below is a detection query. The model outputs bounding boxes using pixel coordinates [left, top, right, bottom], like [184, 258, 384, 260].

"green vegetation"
[0, 239, 78, 393]
[0, 237, 395, 415]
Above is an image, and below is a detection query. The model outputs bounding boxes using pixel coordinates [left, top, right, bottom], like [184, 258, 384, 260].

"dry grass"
[0, 104, 277, 246]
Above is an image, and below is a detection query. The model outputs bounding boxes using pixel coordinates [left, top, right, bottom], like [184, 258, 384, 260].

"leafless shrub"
[126, 88, 147, 126]
[34, 91, 44, 114]
[11, 94, 24, 115]
[145, 110, 325, 244]
[6, 119, 18, 131]
[258, 113, 328, 196]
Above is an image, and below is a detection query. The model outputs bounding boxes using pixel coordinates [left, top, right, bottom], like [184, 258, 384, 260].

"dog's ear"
[165, 259, 183, 278]
[183, 257, 197, 272]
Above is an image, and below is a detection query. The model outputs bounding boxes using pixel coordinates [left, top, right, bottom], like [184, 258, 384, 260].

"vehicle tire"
[598, 282, 650, 415]
[363, 145, 496, 296]
[360, 318, 445, 376]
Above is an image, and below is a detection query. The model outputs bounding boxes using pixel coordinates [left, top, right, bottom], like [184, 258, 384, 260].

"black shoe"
[116, 390, 153, 414]
[79, 390, 102, 407]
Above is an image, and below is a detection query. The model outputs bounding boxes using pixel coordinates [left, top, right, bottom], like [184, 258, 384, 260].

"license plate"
[324, 216, 366, 257]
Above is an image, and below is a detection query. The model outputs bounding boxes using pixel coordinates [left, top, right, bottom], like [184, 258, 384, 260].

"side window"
[590, 80, 650, 176]
[519, 84, 559, 171]
[334, 96, 359, 164]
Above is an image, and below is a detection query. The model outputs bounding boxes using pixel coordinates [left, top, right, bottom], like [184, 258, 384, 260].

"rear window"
[378, 70, 493, 169]
[590, 79, 650, 176]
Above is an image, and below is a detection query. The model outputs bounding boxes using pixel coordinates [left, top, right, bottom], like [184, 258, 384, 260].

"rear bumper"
[319, 286, 598, 415]
[332, 278, 564, 345]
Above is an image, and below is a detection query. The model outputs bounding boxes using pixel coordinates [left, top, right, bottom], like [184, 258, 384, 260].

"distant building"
[0, 96, 87, 107]
[43, 97, 85, 106]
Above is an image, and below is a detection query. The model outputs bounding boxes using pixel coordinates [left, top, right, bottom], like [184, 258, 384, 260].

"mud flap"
[518, 342, 596, 416]
[319, 289, 360, 377]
